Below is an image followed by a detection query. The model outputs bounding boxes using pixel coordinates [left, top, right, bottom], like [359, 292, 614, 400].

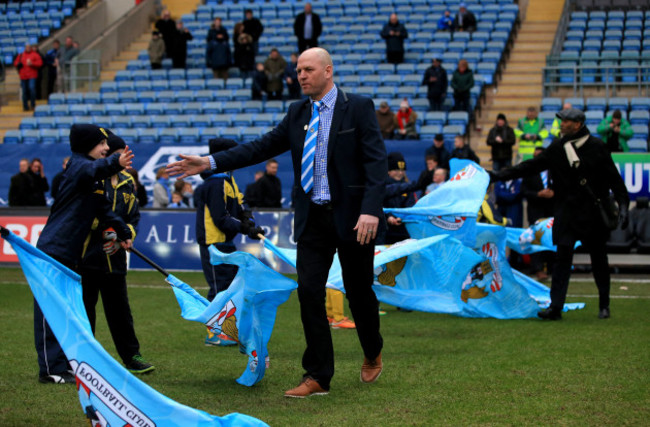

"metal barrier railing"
[548, 0, 575, 58]
[64, 49, 101, 92]
[542, 63, 650, 97]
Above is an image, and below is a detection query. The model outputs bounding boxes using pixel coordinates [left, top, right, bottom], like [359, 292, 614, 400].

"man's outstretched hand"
[166, 155, 211, 179]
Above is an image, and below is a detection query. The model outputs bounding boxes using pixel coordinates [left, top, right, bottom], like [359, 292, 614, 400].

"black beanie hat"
[497, 113, 507, 121]
[106, 131, 126, 156]
[387, 152, 406, 171]
[69, 124, 109, 154]
[209, 138, 238, 154]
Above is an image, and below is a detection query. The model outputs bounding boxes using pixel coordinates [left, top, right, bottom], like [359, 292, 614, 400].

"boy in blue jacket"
[79, 131, 154, 375]
[35, 124, 134, 384]
[194, 138, 265, 346]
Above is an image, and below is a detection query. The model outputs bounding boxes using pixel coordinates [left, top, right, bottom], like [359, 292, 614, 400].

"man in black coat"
[422, 58, 447, 111]
[492, 109, 629, 320]
[256, 159, 283, 208]
[453, 3, 477, 32]
[380, 13, 408, 65]
[243, 9, 264, 56]
[167, 47, 387, 397]
[424, 134, 451, 170]
[154, 9, 177, 58]
[8, 158, 34, 206]
[486, 113, 516, 171]
[171, 21, 193, 69]
[293, 3, 322, 53]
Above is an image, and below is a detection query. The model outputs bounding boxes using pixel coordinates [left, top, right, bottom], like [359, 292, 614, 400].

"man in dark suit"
[492, 109, 629, 320]
[521, 147, 555, 280]
[167, 47, 387, 397]
[293, 3, 322, 53]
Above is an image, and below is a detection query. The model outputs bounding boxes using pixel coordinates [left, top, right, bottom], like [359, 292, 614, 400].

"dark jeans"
[21, 78, 36, 110]
[296, 203, 383, 390]
[200, 243, 238, 302]
[34, 255, 72, 377]
[298, 37, 319, 53]
[453, 92, 470, 113]
[47, 67, 57, 96]
[491, 159, 512, 172]
[81, 271, 141, 364]
[428, 95, 445, 111]
[386, 50, 404, 64]
[550, 234, 610, 311]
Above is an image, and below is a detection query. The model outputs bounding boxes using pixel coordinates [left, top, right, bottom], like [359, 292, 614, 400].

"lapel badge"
[304, 124, 308, 131]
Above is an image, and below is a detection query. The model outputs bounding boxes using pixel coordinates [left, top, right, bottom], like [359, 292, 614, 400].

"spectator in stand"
[127, 167, 148, 208]
[284, 52, 301, 99]
[244, 170, 264, 208]
[438, 10, 454, 31]
[383, 152, 416, 244]
[425, 134, 451, 170]
[380, 13, 408, 65]
[251, 62, 267, 100]
[451, 59, 474, 113]
[168, 191, 187, 208]
[233, 24, 255, 80]
[32, 44, 45, 101]
[376, 101, 396, 140]
[597, 110, 633, 153]
[8, 159, 33, 206]
[206, 18, 231, 80]
[451, 135, 480, 164]
[549, 102, 572, 138]
[394, 99, 418, 140]
[28, 158, 49, 206]
[417, 154, 438, 195]
[58, 36, 78, 92]
[174, 179, 194, 208]
[514, 107, 549, 156]
[152, 167, 170, 208]
[293, 3, 322, 53]
[426, 168, 448, 194]
[148, 31, 165, 70]
[486, 113, 516, 171]
[50, 156, 70, 200]
[256, 159, 283, 208]
[171, 21, 193, 69]
[521, 147, 554, 280]
[243, 9, 264, 56]
[14, 43, 42, 111]
[264, 48, 287, 101]
[422, 57, 447, 111]
[453, 3, 477, 32]
[155, 9, 176, 58]
[495, 178, 523, 228]
[44, 39, 60, 96]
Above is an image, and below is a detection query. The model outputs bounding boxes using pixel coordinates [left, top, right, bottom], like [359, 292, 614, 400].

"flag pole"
[128, 245, 170, 278]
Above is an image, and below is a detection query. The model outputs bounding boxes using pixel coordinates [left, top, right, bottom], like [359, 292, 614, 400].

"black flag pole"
[128, 245, 170, 278]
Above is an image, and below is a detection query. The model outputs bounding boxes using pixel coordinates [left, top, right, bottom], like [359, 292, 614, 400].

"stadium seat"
[138, 128, 158, 144]
[541, 98, 562, 112]
[178, 128, 200, 144]
[627, 138, 648, 152]
[629, 110, 650, 125]
[632, 125, 649, 140]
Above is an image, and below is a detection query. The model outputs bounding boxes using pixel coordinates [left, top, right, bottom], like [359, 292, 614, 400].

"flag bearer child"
[34, 124, 134, 384]
[79, 131, 154, 375]
[194, 138, 265, 346]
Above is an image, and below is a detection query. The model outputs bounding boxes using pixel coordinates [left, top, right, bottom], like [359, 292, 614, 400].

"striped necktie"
[541, 171, 548, 188]
[301, 100, 321, 194]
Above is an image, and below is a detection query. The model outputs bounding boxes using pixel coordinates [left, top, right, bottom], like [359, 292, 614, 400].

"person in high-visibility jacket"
[549, 102, 572, 138]
[514, 107, 549, 156]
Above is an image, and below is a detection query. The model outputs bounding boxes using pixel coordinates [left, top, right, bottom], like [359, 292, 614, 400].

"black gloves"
[487, 170, 499, 184]
[618, 204, 629, 230]
[245, 226, 265, 240]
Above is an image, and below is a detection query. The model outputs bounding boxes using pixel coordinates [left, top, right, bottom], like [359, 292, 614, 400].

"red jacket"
[14, 51, 43, 80]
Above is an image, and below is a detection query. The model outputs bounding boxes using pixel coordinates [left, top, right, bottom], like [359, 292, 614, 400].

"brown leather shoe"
[360, 353, 383, 383]
[284, 377, 329, 398]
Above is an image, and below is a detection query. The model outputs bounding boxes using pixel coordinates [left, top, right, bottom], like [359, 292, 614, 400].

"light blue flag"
[166, 247, 297, 387]
[2, 230, 267, 427]
[386, 159, 489, 246]
[506, 218, 581, 254]
[511, 269, 585, 312]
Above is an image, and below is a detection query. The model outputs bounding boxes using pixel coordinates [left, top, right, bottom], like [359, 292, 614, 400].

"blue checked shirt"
[310, 84, 338, 204]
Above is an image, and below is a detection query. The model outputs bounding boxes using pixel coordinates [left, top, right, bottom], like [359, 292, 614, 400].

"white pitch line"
[570, 278, 650, 284]
[567, 294, 650, 299]
[0, 281, 210, 290]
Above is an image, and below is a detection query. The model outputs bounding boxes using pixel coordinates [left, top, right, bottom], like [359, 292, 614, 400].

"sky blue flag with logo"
[385, 159, 489, 246]
[1, 230, 268, 427]
[506, 218, 581, 255]
[166, 246, 297, 387]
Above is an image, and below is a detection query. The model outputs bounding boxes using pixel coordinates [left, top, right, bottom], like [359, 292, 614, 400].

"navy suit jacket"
[212, 88, 388, 241]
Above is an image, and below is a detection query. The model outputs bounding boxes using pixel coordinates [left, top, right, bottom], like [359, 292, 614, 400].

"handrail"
[548, 0, 575, 59]
[65, 50, 101, 92]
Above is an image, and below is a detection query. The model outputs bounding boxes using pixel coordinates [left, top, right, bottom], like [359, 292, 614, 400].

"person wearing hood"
[486, 113, 516, 171]
[596, 109, 633, 153]
[34, 124, 134, 384]
[375, 101, 396, 140]
[491, 108, 630, 321]
[394, 98, 418, 140]
[79, 131, 154, 375]
[194, 138, 265, 346]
